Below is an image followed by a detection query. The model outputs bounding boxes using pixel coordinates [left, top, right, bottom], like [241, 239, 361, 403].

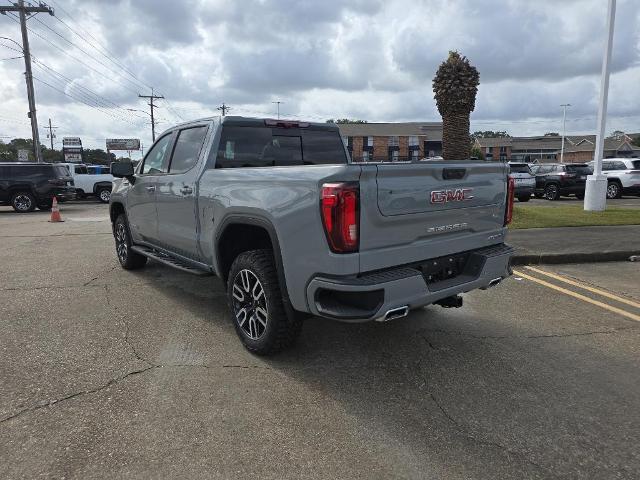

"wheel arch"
[110, 201, 126, 224]
[215, 215, 293, 313]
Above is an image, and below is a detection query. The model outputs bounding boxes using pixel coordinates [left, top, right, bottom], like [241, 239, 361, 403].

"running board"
[130, 245, 213, 276]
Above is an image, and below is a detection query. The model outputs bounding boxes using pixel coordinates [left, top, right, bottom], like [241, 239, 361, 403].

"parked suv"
[508, 163, 535, 202]
[531, 163, 592, 200]
[0, 162, 75, 212]
[587, 158, 640, 198]
[109, 117, 513, 354]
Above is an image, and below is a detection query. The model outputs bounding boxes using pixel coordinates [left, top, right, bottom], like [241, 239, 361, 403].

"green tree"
[326, 119, 368, 124]
[470, 131, 510, 140]
[470, 146, 485, 160]
[433, 51, 480, 160]
[607, 130, 625, 141]
[544, 132, 560, 136]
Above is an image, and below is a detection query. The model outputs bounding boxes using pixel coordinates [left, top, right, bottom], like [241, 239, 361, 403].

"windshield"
[54, 166, 70, 177]
[566, 165, 593, 174]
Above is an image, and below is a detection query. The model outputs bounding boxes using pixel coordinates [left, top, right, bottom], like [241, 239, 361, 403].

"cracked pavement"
[1, 203, 639, 479]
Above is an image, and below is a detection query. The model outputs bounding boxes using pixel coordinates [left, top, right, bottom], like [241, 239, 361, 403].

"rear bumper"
[306, 243, 514, 322]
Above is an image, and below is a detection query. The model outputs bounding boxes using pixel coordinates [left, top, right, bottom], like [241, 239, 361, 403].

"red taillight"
[321, 183, 359, 253]
[504, 176, 515, 226]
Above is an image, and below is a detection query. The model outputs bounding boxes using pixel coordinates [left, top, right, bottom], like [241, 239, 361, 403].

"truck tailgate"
[358, 161, 508, 272]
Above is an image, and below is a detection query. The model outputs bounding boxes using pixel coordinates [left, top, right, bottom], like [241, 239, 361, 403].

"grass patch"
[510, 205, 640, 229]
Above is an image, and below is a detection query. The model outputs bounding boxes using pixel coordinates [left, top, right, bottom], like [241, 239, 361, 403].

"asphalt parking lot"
[1, 202, 639, 479]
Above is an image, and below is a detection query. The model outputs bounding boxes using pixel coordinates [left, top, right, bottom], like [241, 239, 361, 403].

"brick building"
[337, 122, 443, 162]
[474, 133, 640, 163]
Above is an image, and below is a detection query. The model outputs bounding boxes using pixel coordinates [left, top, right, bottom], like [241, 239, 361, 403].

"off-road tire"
[114, 214, 147, 270]
[227, 249, 303, 355]
[11, 191, 36, 213]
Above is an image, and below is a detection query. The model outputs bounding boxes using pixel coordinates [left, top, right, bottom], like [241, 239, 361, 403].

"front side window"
[142, 134, 173, 174]
[169, 126, 208, 174]
[74, 165, 88, 174]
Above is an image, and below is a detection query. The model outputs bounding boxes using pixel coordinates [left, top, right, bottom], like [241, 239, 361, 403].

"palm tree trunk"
[442, 112, 471, 160]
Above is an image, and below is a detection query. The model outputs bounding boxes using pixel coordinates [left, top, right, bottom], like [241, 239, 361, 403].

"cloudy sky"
[0, 0, 638, 153]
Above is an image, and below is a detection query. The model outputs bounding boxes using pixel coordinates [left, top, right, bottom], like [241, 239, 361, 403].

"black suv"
[0, 163, 75, 212]
[531, 163, 593, 200]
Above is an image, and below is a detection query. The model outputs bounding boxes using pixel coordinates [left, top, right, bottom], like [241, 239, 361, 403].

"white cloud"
[0, 0, 638, 149]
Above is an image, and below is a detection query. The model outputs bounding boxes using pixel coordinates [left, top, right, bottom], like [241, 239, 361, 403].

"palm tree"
[432, 51, 480, 160]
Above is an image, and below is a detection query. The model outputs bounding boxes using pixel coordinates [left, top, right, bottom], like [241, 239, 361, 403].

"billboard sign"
[64, 152, 83, 162]
[106, 138, 140, 151]
[62, 137, 82, 148]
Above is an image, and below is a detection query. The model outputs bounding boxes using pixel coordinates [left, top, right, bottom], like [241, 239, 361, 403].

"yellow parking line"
[524, 266, 640, 310]
[512, 270, 640, 323]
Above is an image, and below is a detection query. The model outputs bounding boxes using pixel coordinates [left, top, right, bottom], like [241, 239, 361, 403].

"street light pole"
[560, 104, 570, 164]
[585, 0, 616, 212]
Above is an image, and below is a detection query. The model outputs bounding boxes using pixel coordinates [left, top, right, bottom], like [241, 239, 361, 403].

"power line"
[33, 75, 143, 127]
[31, 57, 146, 120]
[0, 1, 54, 163]
[4, 12, 141, 96]
[30, 15, 145, 93]
[47, 0, 152, 91]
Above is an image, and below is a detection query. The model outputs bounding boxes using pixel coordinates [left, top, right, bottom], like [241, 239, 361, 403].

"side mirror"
[111, 161, 134, 178]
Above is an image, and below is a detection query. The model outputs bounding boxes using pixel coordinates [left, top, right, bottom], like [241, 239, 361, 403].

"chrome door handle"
[145, 186, 156, 192]
[180, 186, 193, 195]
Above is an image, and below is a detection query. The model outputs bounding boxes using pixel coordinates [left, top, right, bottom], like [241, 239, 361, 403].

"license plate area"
[418, 250, 487, 291]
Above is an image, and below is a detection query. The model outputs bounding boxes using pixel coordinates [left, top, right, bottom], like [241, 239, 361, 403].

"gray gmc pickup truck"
[110, 116, 514, 354]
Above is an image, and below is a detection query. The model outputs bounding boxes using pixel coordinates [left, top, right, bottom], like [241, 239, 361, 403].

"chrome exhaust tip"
[481, 277, 503, 290]
[377, 306, 409, 322]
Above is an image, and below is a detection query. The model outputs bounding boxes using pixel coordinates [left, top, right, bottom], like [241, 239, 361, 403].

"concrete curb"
[511, 251, 640, 266]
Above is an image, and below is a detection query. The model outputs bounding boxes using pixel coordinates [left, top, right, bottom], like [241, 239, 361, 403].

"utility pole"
[560, 104, 571, 164]
[272, 101, 283, 119]
[0, 1, 54, 163]
[138, 88, 164, 141]
[217, 103, 230, 116]
[46, 118, 57, 150]
[585, 0, 616, 212]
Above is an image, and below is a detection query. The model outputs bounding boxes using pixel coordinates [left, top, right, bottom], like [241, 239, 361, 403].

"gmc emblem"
[430, 188, 474, 204]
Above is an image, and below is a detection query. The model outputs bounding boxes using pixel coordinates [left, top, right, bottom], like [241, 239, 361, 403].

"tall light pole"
[585, 0, 616, 212]
[560, 104, 571, 164]
[272, 101, 283, 119]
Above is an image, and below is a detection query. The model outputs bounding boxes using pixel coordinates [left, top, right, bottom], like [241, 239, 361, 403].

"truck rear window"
[215, 126, 347, 168]
[509, 164, 531, 174]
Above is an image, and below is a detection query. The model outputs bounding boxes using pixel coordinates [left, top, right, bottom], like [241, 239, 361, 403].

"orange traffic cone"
[49, 196, 64, 223]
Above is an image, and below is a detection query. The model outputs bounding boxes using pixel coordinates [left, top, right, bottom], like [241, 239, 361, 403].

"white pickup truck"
[58, 163, 114, 203]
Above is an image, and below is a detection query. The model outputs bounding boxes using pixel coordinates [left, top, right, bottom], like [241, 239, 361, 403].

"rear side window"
[169, 126, 208, 174]
[216, 126, 347, 168]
